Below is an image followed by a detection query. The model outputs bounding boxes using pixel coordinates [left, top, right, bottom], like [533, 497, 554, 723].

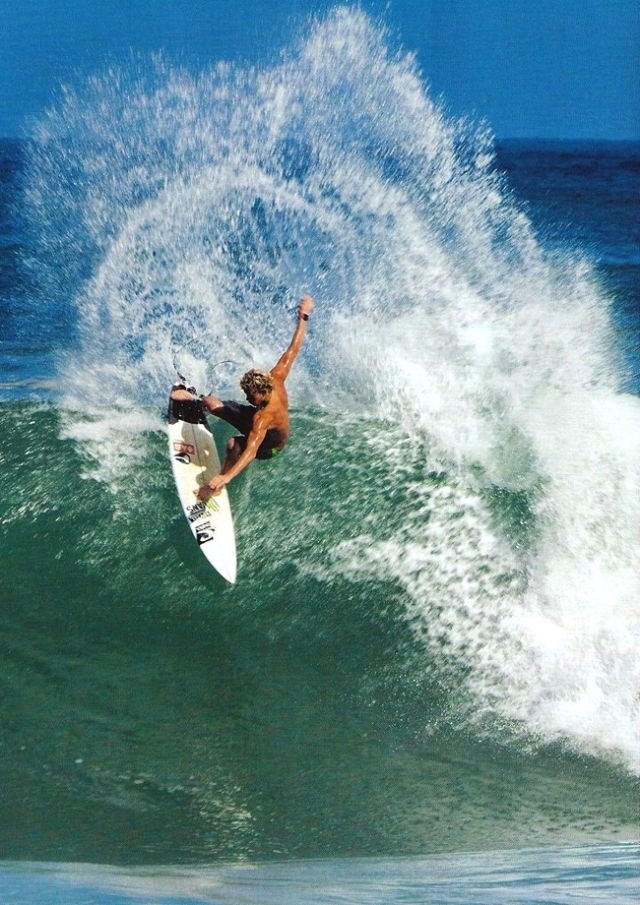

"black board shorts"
[218, 401, 283, 460]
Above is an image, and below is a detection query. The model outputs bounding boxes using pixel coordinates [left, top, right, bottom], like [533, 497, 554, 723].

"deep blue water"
[496, 140, 640, 390]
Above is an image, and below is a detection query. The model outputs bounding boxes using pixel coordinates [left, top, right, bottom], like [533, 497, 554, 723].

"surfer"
[171, 295, 314, 498]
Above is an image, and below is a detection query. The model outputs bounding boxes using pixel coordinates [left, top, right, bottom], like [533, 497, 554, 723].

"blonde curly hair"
[240, 369, 274, 398]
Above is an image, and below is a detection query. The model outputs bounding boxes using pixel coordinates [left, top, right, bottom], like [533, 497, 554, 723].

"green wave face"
[1, 403, 637, 864]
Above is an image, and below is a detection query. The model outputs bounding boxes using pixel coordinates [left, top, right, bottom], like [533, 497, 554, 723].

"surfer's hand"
[298, 295, 314, 318]
[209, 475, 229, 495]
[196, 476, 228, 499]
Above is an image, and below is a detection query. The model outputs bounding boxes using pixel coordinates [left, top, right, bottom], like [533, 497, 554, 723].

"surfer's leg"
[200, 393, 225, 414]
[207, 400, 256, 435]
[220, 436, 247, 473]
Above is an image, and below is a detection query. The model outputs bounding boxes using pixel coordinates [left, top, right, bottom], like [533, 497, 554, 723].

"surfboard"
[167, 390, 237, 584]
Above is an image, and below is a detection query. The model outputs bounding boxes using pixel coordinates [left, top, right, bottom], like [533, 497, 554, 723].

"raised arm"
[271, 295, 314, 382]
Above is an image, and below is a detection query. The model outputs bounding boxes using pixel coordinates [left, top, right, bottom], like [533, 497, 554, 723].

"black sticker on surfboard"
[196, 524, 215, 545]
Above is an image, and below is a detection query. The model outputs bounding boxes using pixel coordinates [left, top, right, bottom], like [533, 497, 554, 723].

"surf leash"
[211, 359, 242, 373]
[172, 354, 188, 386]
[172, 355, 244, 397]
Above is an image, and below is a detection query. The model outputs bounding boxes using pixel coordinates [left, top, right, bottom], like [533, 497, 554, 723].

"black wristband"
[301, 313, 309, 321]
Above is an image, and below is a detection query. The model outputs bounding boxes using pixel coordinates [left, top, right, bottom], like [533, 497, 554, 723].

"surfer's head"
[240, 369, 274, 406]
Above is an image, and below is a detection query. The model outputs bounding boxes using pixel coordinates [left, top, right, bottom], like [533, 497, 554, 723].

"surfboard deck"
[167, 390, 237, 584]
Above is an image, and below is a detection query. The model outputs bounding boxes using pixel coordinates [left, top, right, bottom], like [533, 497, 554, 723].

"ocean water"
[1, 7, 639, 903]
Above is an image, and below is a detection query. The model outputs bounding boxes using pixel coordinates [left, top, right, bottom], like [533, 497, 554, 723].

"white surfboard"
[168, 391, 237, 583]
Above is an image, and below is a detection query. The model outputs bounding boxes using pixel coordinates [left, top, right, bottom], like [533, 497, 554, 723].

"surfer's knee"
[228, 436, 247, 461]
[201, 394, 223, 413]
[226, 437, 244, 456]
[221, 436, 244, 473]
[170, 387, 196, 402]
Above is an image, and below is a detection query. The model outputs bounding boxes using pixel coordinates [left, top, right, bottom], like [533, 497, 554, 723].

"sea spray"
[24, 7, 640, 772]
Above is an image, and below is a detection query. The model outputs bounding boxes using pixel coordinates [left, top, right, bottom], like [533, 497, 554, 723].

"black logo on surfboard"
[186, 499, 220, 523]
[196, 522, 215, 545]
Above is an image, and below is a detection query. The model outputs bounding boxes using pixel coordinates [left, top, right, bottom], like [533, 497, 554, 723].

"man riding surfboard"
[170, 294, 314, 499]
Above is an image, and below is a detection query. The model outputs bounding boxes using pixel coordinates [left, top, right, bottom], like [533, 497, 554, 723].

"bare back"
[256, 375, 289, 450]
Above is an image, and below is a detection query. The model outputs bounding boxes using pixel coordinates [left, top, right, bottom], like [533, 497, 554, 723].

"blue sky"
[2, 0, 638, 139]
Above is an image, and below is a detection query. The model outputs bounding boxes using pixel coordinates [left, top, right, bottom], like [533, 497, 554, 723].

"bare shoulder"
[259, 384, 288, 428]
[269, 358, 288, 381]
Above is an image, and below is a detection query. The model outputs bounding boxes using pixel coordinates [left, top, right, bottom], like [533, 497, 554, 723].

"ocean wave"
[17, 6, 640, 778]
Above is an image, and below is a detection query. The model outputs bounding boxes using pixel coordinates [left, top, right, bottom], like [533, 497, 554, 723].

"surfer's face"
[245, 388, 269, 407]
